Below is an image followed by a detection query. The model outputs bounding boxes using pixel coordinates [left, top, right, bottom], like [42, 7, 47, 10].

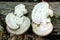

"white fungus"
[5, 4, 30, 35]
[32, 2, 53, 36]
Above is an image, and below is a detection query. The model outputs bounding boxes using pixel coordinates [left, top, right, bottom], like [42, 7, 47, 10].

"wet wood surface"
[0, 2, 60, 40]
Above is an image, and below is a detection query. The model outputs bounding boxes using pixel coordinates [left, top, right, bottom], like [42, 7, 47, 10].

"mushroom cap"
[32, 2, 49, 24]
[32, 22, 53, 36]
[31, 2, 53, 36]
[14, 4, 28, 17]
[5, 13, 19, 30]
[5, 13, 30, 35]
[15, 4, 25, 10]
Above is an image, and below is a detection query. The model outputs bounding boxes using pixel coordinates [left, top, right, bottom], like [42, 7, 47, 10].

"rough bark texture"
[0, 2, 60, 40]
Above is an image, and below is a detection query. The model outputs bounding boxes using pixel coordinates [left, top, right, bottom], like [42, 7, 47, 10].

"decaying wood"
[0, 2, 60, 40]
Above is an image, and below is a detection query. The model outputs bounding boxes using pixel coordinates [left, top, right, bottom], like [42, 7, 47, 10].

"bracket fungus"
[5, 4, 30, 35]
[31, 2, 54, 36]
